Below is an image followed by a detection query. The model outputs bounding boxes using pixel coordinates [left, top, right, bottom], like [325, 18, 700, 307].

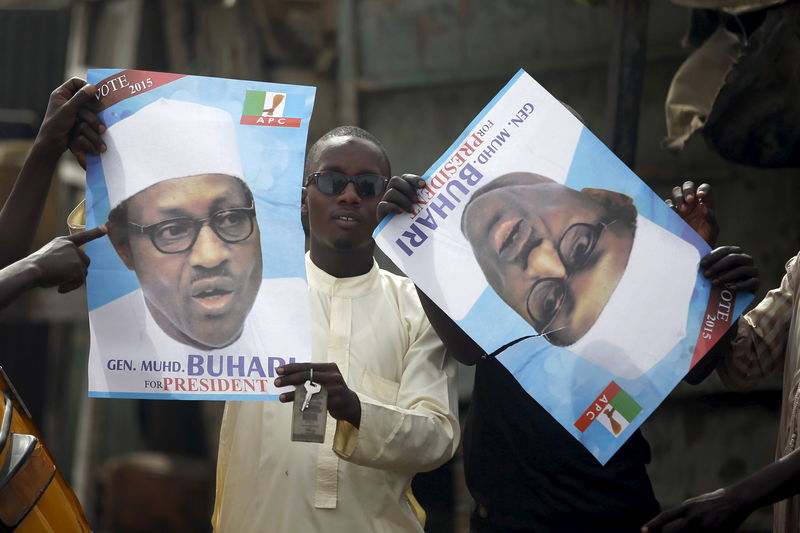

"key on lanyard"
[291, 368, 328, 443]
[301, 380, 321, 411]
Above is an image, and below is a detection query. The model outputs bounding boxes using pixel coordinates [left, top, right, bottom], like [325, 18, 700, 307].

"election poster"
[374, 69, 754, 463]
[85, 69, 315, 401]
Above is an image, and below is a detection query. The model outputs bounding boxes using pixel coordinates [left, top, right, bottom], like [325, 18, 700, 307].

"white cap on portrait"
[101, 98, 245, 208]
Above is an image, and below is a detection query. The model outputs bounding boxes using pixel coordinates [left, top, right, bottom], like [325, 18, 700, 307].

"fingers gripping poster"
[374, 69, 754, 464]
[85, 69, 314, 400]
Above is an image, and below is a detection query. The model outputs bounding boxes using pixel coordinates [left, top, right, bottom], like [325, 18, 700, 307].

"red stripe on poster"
[239, 116, 302, 127]
[574, 381, 621, 432]
[94, 70, 187, 111]
[689, 286, 737, 369]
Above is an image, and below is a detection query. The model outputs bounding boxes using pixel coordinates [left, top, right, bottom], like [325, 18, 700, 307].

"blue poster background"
[84, 69, 315, 401]
[85, 69, 315, 310]
[375, 69, 754, 463]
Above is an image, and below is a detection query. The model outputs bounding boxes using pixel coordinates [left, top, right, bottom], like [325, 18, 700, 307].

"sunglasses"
[306, 171, 389, 198]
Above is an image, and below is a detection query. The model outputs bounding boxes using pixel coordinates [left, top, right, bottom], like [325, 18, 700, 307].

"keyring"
[309, 368, 314, 383]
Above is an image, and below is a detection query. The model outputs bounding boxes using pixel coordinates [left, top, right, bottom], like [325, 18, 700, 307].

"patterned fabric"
[717, 251, 800, 532]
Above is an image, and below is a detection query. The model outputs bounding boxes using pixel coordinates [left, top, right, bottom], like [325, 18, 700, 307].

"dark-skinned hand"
[275, 362, 362, 428]
[666, 180, 718, 247]
[642, 487, 752, 533]
[700, 246, 759, 293]
[667, 181, 758, 293]
[26, 226, 106, 293]
[38, 77, 106, 169]
[377, 174, 426, 222]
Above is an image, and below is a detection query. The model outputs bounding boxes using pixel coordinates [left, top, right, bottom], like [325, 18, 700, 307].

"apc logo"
[241, 90, 301, 127]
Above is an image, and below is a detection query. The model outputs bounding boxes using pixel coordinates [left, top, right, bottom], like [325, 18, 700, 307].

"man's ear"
[580, 188, 637, 223]
[300, 187, 310, 240]
[106, 222, 135, 270]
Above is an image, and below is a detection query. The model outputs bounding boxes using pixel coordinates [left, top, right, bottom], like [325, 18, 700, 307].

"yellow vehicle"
[0, 366, 90, 532]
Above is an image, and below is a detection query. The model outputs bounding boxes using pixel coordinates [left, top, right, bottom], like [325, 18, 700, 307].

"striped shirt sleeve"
[718, 256, 797, 389]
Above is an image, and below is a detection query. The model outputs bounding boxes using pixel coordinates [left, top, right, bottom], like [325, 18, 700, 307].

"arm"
[379, 174, 486, 365]
[682, 324, 735, 385]
[667, 180, 718, 246]
[0, 78, 105, 268]
[683, 244, 760, 384]
[276, 362, 362, 428]
[416, 287, 486, 365]
[0, 227, 106, 310]
[643, 446, 800, 533]
[716, 255, 794, 389]
[332, 309, 459, 472]
[673, 181, 784, 389]
[276, 291, 460, 473]
[668, 182, 761, 384]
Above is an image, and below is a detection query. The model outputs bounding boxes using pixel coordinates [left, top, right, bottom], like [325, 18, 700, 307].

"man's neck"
[309, 241, 375, 278]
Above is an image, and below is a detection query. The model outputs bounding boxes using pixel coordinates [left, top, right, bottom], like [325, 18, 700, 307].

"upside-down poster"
[374, 69, 753, 463]
[85, 69, 314, 400]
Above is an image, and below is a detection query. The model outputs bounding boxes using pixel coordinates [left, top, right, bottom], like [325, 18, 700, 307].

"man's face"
[462, 182, 634, 345]
[303, 136, 387, 254]
[118, 174, 262, 350]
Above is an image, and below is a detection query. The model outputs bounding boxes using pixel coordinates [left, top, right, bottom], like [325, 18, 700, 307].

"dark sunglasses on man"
[306, 171, 389, 198]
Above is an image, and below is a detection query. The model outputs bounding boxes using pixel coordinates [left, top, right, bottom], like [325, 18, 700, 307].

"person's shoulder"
[88, 288, 153, 353]
[252, 276, 308, 310]
[786, 252, 800, 274]
[376, 267, 412, 285]
[783, 252, 800, 290]
[374, 267, 424, 309]
[90, 287, 145, 317]
[373, 268, 433, 338]
[376, 267, 417, 299]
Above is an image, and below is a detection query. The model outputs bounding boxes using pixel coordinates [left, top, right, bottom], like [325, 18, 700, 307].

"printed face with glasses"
[110, 173, 263, 350]
[462, 174, 636, 347]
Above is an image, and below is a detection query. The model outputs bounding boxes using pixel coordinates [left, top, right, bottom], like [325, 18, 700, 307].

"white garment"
[566, 215, 700, 379]
[212, 255, 459, 533]
[88, 277, 310, 396]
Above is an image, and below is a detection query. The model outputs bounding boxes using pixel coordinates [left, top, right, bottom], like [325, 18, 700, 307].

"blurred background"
[0, 0, 798, 532]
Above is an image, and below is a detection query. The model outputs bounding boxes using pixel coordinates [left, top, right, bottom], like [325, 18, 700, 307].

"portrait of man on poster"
[460, 171, 700, 379]
[101, 98, 264, 351]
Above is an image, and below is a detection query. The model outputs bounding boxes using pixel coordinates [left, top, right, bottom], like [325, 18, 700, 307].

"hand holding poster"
[85, 69, 315, 401]
[374, 69, 754, 463]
